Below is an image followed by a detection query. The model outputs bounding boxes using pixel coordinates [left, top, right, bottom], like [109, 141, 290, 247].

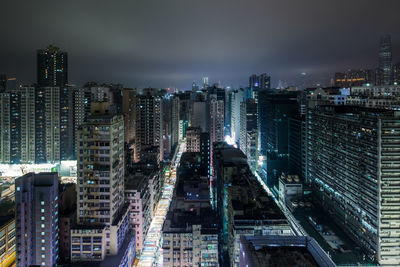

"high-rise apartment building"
[134, 90, 163, 163]
[76, 102, 125, 225]
[44, 87, 61, 162]
[0, 86, 35, 164]
[74, 87, 92, 127]
[200, 132, 211, 177]
[171, 95, 180, 148]
[15, 172, 59, 267]
[72, 102, 130, 262]
[209, 94, 224, 171]
[230, 89, 244, 144]
[60, 85, 75, 160]
[379, 35, 393, 85]
[307, 105, 400, 265]
[32, 86, 63, 163]
[163, 98, 172, 158]
[37, 45, 68, 87]
[122, 89, 137, 144]
[239, 98, 258, 155]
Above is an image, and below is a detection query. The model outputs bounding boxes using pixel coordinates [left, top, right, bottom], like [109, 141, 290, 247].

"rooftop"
[163, 200, 218, 234]
[241, 235, 335, 267]
[125, 174, 147, 191]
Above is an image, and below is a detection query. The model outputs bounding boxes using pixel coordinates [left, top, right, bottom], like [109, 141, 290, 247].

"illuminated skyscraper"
[171, 95, 180, 148]
[230, 89, 244, 144]
[202, 77, 209, 89]
[34, 87, 61, 163]
[59, 85, 75, 160]
[134, 89, 163, 162]
[15, 172, 59, 267]
[307, 105, 400, 265]
[76, 102, 125, 226]
[209, 94, 224, 170]
[379, 35, 393, 85]
[37, 45, 68, 87]
[0, 86, 35, 164]
[72, 102, 130, 262]
[239, 98, 258, 171]
[122, 88, 137, 144]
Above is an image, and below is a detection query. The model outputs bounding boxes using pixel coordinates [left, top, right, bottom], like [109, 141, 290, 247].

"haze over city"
[1, 0, 400, 89]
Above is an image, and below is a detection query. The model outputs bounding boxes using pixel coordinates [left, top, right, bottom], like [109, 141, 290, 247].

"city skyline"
[2, 2, 400, 267]
[1, 1, 400, 89]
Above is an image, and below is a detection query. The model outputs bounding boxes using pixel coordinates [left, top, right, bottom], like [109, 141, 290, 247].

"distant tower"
[202, 77, 209, 89]
[37, 45, 68, 87]
[192, 81, 199, 91]
[259, 73, 271, 90]
[249, 74, 259, 88]
[379, 35, 393, 85]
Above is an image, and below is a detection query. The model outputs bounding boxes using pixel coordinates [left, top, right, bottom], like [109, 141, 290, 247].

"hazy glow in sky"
[1, 0, 399, 89]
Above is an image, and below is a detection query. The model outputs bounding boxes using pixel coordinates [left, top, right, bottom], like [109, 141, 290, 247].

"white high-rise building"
[230, 89, 244, 144]
[72, 102, 130, 262]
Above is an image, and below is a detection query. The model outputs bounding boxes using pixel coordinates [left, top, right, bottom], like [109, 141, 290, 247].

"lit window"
[41, 209, 45, 212]
[41, 216, 45, 220]
[41, 224, 45, 228]
[41, 232, 45, 236]
[42, 239, 45, 243]
[42, 255, 45, 258]
[41, 201, 45, 205]
[17, 187, 21, 191]
[42, 247, 45, 251]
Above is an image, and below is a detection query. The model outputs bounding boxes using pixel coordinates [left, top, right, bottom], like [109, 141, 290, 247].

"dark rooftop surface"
[251, 246, 318, 267]
[163, 200, 218, 233]
[241, 236, 336, 267]
[124, 174, 147, 190]
[214, 145, 287, 221]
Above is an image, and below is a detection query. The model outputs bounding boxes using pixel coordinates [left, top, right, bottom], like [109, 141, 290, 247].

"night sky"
[1, 0, 400, 89]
